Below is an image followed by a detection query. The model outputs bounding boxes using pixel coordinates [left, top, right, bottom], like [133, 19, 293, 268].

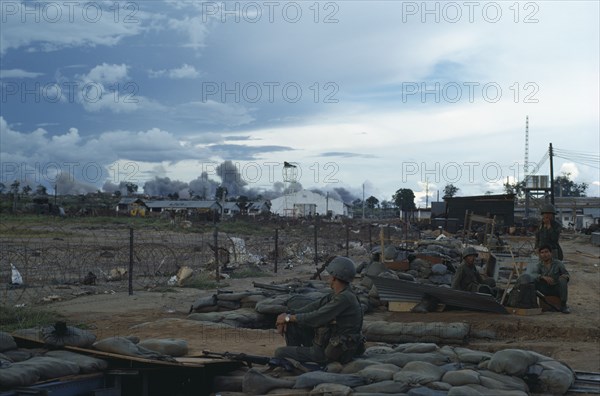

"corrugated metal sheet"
[370, 276, 508, 314]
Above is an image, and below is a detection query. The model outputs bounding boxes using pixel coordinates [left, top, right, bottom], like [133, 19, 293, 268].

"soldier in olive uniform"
[274, 256, 365, 364]
[452, 247, 496, 294]
[535, 203, 563, 260]
[532, 245, 571, 313]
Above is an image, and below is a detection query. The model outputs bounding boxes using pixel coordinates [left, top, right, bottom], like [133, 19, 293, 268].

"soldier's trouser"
[535, 277, 568, 306]
[274, 323, 326, 363]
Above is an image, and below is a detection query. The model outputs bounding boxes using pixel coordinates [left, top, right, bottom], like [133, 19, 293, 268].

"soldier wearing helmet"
[274, 256, 365, 364]
[452, 247, 496, 294]
[535, 203, 563, 260]
[532, 244, 571, 313]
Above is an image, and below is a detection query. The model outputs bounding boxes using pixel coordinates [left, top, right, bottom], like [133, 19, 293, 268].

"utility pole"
[362, 183, 365, 219]
[425, 178, 429, 208]
[549, 143, 555, 205]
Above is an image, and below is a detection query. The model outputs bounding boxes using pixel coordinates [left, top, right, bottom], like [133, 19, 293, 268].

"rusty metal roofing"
[369, 276, 508, 314]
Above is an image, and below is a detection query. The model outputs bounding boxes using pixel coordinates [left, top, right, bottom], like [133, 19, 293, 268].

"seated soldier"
[531, 244, 571, 313]
[452, 247, 496, 295]
[274, 256, 365, 364]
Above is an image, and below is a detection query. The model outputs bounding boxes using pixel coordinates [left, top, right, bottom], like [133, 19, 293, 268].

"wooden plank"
[469, 214, 495, 224]
[509, 307, 542, 316]
[388, 301, 418, 312]
[12, 335, 226, 367]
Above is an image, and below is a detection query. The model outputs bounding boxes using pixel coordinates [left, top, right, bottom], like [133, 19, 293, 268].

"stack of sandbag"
[0, 331, 108, 388]
[363, 321, 471, 344]
[209, 342, 575, 395]
[188, 308, 271, 329]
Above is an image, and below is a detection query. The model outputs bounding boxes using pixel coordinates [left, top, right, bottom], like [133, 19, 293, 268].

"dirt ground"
[40, 236, 600, 373]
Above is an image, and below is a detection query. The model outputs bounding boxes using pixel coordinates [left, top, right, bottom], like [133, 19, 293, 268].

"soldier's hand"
[275, 313, 287, 326]
[542, 276, 555, 285]
[276, 323, 286, 336]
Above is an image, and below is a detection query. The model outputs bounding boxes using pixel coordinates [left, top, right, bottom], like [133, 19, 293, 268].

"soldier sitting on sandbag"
[451, 247, 497, 295]
[274, 257, 365, 365]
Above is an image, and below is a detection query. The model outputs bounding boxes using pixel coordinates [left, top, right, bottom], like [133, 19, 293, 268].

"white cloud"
[149, 64, 201, 79]
[168, 16, 210, 49]
[0, 1, 143, 55]
[558, 163, 580, 179]
[80, 63, 129, 84]
[0, 116, 209, 189]
[0, 69, 44, 78]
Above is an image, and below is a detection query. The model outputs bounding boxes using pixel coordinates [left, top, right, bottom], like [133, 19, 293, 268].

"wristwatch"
[285, 314, 291, 323]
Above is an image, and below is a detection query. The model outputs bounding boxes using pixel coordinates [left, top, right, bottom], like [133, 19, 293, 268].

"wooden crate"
[509, 307, 542, 316]
[388, 301, 418, 312]
[384, 260, 409, 271]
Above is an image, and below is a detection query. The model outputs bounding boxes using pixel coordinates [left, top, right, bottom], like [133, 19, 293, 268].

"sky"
[1, 0, 599, 206]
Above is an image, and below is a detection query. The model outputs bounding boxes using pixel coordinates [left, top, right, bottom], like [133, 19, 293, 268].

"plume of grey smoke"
[215, 160, 248, 197]
[143, 177, 189, 197]
[189, 172, 219, 199]
[55, 173, 98, 195]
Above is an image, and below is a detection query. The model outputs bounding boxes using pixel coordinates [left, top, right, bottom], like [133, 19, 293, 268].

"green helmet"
[326, 256, 356, 283]
[462, 247, 479, 258]
[540, 203, 556, 214]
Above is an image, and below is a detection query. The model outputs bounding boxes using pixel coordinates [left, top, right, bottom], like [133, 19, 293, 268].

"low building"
[444, 194, 515, 227]
[270, 189, 351, 218]
[116, 197, 148, 216]
[145, 200, 222, 220]
[247, 200, 271, 215]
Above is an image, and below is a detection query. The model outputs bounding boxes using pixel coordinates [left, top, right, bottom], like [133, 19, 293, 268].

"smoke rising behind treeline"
[102, 161, 360, 203]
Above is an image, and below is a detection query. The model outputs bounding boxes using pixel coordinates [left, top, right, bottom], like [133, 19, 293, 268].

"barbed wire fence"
[0, 216, 425, 309]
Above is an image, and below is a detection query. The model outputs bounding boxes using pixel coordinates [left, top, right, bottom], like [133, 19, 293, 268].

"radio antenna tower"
[524, 115, 529, 178]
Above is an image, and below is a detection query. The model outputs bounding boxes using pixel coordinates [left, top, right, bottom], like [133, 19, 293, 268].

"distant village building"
[270, 189, 351, 218]
[247, 201, 271, 216]
[116, 198, 148, 216]
[141, 200, 220, 221]
[548, 197, 600, 230]
[222, 202, 241, 217]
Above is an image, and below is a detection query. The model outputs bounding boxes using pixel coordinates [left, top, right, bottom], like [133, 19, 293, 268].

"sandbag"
[356, 363, 400, 382]
[454, 347, 493, 364]
[363, 321, 469, 344]
[369, 351, 450, 367]
[137, 339, 189, 357]
[353, 379, 409, 394]
[242, 368, 294, 395]
[0, 332, 17, 352]
[392, 361, 445, 384]
[340, 359, 379, 374]
[448, 384, 528, 396]
[532, 360, 575, 395]
[442, 369, 480, 386]
[190, 295, 217, 312]
[394, 343, 438, 354]
[19, 356, 80, 379]
[294, 371, 366, 389]
[93, 336, 174, 361]
[487, 349, 547, 376]
[12, 328, 43, 341]
[309, 383, 353, 396]
[2, 349, 34, 362]
[0, 362, 40, 388]
[41, 322, 96, 348]
[45, 350, 108, 373]
[478, 370, 528, 392]
[407, 387, 449, 396]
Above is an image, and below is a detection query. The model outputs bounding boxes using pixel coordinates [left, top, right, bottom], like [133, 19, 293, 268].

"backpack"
[507, 283, 539, 309]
